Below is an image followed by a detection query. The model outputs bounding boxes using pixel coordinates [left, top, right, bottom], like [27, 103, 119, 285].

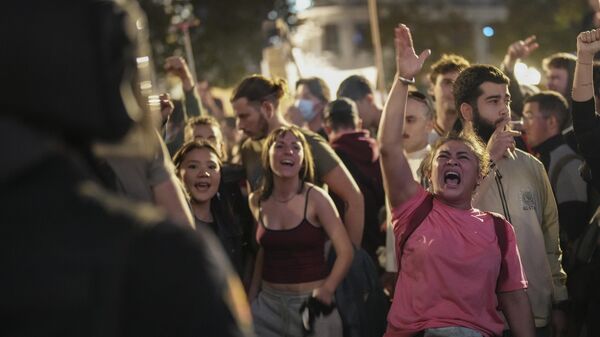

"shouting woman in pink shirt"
[378, 24, 536, 337]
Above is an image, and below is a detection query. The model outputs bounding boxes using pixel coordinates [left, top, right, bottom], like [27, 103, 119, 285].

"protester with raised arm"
[572, 29, 600, 191]
[380, 24, 534, 337]
[500, 35, 539, 117]
[569, 28, 600, 337]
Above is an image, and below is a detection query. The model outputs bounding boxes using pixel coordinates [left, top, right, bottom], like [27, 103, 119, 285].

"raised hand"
[164, 56, 194, 91]
[486, 117, 521, 162]
[159, 93, 174, 125]
[504, 35, 539, 70]
[394, 24, 431, 80]
[572, 29, 600, 101]
[577, 29, 600, 56]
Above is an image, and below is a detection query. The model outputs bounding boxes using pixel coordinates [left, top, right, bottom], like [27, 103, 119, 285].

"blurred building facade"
[292, 0, 508, 70]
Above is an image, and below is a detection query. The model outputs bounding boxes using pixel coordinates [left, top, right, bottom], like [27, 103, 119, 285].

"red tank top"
[256, 187, 328, 284]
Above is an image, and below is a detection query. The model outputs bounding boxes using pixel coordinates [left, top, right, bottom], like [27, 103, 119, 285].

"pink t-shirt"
[385, 187, 528, 337]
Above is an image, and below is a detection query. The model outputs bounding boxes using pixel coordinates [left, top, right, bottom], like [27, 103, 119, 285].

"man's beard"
[255, 113, 270, 140]
[471, 106, 496, 143]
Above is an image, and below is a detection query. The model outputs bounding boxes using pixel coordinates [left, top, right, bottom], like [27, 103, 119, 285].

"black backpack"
[327, 247, 389, 337]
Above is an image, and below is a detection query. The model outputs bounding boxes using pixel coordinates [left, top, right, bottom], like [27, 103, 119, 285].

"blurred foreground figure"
[0, 1, 253, 336]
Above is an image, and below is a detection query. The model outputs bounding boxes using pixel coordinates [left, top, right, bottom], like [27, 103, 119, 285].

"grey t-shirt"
[105, 132, 174, 202]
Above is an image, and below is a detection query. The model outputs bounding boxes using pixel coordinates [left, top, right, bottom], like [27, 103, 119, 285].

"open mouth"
[194, 181, 211, 190]
[444, 171, 461, 186]
[280, 159, 295, 166]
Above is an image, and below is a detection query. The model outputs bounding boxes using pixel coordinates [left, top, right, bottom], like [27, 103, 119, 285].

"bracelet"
[577, 60, 593, 65]
[396, 74, 416, 85]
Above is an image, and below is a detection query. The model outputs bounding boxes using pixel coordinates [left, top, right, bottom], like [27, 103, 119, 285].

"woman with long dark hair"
[173, 140, 247, 275]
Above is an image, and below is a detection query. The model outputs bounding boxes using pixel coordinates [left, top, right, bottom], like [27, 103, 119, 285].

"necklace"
[272, 192, 297, 203]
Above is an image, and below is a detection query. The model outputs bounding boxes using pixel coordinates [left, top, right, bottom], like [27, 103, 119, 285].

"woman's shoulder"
[304, 182, 328, 200]
[248, 191, 260, 210]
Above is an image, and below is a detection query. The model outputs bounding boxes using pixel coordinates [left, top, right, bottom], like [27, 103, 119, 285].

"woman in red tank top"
[248, 126, 353, 337]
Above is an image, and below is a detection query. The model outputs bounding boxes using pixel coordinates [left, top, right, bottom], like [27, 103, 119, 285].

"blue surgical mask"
[296, 99, 318, 122]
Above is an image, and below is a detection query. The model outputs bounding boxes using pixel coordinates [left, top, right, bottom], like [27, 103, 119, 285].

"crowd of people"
[3, 1, 600, 337]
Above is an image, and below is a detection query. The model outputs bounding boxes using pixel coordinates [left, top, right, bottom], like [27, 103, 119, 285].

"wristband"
[396, 74, 416, 85]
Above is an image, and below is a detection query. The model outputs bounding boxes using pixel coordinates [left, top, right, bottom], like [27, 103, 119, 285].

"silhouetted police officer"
[0, 1, 253, 336]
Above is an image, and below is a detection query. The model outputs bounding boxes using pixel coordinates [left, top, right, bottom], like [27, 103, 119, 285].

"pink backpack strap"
[488, 212, 509, 288]
[396, 194, 434, 272]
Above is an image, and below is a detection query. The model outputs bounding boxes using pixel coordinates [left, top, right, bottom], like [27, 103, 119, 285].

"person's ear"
[475, 174, 483, 189]
[357, 118, 363, 130]
[425, 118, 434, 132]
[460, 102, 474, 122]
[261, 100, 275, 119]
[315, 101, 325, 114]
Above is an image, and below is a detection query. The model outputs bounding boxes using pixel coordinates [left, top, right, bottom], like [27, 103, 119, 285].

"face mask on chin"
[295, 99, 318, 122]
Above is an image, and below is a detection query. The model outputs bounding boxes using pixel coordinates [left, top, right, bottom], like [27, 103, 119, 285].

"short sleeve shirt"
[106, 131, 173, 202]
[386, 186, 527, 337]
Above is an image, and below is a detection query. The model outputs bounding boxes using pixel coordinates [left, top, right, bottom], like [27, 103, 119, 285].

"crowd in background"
[3, 1, 600, 337]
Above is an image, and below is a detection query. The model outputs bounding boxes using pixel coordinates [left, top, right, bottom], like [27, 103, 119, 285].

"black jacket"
[0, 118, 253, 337]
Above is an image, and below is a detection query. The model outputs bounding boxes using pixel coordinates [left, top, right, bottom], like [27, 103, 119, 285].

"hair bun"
[272, 78, 287, 99]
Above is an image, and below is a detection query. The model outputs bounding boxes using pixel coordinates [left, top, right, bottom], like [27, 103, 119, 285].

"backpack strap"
[396, 194, 434, 272]
[549, 153, 582, 193]
[490, 213, 509, 289]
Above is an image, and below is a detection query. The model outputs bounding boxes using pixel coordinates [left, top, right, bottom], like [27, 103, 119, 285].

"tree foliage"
[139, 0, 287, 87]
[139, 0, 591, 88]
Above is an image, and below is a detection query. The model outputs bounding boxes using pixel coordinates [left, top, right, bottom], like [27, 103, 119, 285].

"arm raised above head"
[378, 24, 430, 209]
[573, 29, 600, 102]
